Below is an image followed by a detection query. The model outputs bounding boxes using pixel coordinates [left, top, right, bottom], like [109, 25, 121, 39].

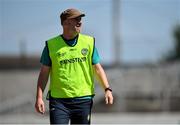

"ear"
[63, 20, 71, 26]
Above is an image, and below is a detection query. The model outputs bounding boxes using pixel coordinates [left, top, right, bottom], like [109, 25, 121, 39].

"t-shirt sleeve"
[92, 47, 100, 65]
[92, 39, 100, 65]
[40, 42, 52, 66]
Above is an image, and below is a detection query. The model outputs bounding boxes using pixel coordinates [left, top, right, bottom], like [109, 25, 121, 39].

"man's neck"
[62, 32, 78, 40]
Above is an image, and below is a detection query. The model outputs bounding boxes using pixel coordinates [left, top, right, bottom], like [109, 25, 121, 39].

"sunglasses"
[74, 17, 81, 22]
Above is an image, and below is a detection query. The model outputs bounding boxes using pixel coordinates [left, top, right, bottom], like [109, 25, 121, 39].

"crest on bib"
[81, 48, 88, 56]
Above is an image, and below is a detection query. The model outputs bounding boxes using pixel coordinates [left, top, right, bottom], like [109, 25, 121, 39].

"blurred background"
[0, 0, 180, 124]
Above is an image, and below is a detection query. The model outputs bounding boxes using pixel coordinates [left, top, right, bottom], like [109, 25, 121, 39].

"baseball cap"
[60, 8, 85, 25]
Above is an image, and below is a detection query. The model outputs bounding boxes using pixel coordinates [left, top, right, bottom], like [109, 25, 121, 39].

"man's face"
[66, 17, 82, 34]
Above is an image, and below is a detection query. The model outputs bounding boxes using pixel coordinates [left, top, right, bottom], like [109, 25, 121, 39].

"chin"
[76, 30, 81, 33]
[75, 27, 81, 33]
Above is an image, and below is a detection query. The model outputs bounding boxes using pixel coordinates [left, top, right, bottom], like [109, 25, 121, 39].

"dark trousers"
[49, 97, 93, 124]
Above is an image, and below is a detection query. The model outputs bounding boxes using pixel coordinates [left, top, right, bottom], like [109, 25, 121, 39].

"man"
[35, 8, 113, 124]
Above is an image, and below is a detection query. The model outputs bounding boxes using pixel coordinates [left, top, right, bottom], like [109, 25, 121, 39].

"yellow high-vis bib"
[47, 33, 95, 98]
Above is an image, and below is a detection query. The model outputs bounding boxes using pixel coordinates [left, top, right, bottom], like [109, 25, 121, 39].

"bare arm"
[93, 63, 113, 104]
[35, 65, 50, 114]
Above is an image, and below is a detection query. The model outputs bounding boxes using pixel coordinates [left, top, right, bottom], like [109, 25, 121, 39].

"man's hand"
[35, 98, 45, 114]
[35, 65, 50, 114]
[105, 90, 113, 105]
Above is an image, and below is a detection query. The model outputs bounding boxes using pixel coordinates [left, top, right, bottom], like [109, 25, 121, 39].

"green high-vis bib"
[47, 33, 95, 98]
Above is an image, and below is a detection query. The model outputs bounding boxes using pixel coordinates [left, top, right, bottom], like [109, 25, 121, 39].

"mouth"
[76, 22, 82, 27]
